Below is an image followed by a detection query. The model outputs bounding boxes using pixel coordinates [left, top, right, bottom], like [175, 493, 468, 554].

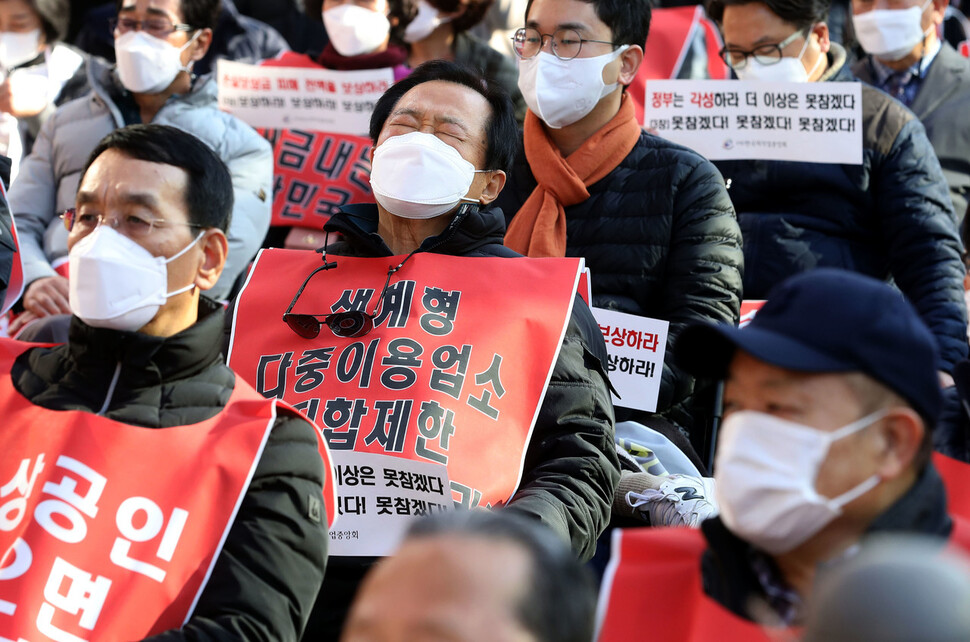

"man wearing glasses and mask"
[708, 0, 967, 383]
[494, 0, 744, 445]
[229, 60, 619, 639]
[0, 124, 328, 639]
[8, 0, 271, 336]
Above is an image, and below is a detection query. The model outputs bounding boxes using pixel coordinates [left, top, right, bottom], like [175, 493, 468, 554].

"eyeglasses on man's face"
[719, 28, 807, 70]
[109, 15, 194, 39]
[512, 27, 617, 61]
[60, 208, 205, 240]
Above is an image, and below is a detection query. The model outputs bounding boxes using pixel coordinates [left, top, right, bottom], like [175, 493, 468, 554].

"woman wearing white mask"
[257, 0, 412, 251]
[390, 0, 527, 122]
[0, 0, 86, 181]
[318, 0, 410, 72]
[8, 0, 273, 336]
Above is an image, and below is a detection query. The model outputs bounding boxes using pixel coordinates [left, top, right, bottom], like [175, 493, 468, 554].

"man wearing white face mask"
[709, 0, 967, 385]
[5, 124, 328, 639]
[0, 0, 87, 183]
[851, 0, 970, 219]
[496, 0, 744, 444]
[671, 267, 958, 626]
[231, 60, 619, 639]
[8, 0, 272, 335]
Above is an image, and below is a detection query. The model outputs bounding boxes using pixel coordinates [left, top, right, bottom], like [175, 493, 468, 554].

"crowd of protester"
[0, 0, 970, 639]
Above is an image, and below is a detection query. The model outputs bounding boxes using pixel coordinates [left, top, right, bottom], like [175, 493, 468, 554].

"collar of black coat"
[63, 296, 227, 383]
[323, 202, 519, 258]
[699, 461, 952, 622]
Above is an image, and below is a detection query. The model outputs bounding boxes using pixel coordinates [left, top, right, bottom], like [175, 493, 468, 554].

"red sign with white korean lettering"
[261, 128, 376, 229]
[228, 250, 581, 510]
[0, 338, 280, 640]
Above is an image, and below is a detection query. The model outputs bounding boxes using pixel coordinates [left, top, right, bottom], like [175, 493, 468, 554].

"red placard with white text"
[228, 251, 581, 520]
[0, 339, 279, 640]
[261, 128, 376, 230]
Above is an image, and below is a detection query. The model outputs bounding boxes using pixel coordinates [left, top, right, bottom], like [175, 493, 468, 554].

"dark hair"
[525, 0, 652, 48]
[369, 60, 517, 173]
[407, 510, 598, 642]
[391, 0, 494, 35]
[707, 0, 830, 30]
[79, 124, 233, 232]
[115, 0, 222, 30]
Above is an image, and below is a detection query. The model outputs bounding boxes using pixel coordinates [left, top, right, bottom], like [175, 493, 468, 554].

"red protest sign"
[629, 6, 728, 125]
[0, 338, 283, 640]
[228, 250, 581, 511]
[261, 128, 375, 229]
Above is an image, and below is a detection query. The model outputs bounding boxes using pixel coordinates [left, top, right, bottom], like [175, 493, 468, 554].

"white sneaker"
[626, 474, 718, 528]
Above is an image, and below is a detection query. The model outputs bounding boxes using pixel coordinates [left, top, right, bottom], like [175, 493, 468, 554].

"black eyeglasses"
[512, 27, 617, 61]
[109, 16, 195, 39]
[282, 251, 414, 340]
[719, 28, 807, 70]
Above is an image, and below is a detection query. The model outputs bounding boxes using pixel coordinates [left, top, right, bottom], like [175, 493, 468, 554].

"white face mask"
[114, 30, 199, 94]
[853, 0, 933, 62]
[370, 131, 484, 219]
[714, 409, 887, 555]
[734, 31, 822, 82]
[69, 226, 202, 332]
[0, 29, 42, 70]
[517, 46, 629, 129]
[323, 3, 391, 57]
[403, 0, 452, 43]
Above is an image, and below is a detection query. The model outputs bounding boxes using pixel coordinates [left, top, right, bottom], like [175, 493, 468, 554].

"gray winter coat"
[8, 56, 272, 300]
[853, 42, 970, 220]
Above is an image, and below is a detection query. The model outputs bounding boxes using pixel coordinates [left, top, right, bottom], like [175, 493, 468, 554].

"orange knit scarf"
[505, 93, 643, 257]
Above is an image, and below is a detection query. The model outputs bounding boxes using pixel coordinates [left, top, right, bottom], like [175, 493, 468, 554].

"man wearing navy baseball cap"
[674, 267, 952, 626]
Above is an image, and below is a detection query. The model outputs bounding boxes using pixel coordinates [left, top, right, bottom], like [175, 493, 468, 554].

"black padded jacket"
[11, 298, 329, 641]
[495, 130, 744, 435]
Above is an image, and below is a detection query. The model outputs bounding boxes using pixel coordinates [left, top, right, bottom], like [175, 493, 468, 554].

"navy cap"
[675, 269, 943, 425]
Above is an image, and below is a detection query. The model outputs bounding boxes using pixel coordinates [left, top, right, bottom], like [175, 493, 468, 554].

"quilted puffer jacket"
[495, 131, 744, 436]
[11, 298, 328, 640]
[9, 56, 272, 300]
[714, 45, 968, 372]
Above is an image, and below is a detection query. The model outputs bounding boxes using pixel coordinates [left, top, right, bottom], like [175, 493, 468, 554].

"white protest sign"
[643, 79, 863, 164]
[217, 59, 394, 136]
[592, 308, 669, 413]
[329, 451, 452, 557]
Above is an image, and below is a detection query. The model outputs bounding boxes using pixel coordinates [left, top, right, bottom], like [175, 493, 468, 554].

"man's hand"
[23, 275, 71, 316]
[6, 310, 39, 337]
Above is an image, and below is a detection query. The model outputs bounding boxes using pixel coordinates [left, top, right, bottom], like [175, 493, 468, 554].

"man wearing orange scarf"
[497, 0, 744, 447]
